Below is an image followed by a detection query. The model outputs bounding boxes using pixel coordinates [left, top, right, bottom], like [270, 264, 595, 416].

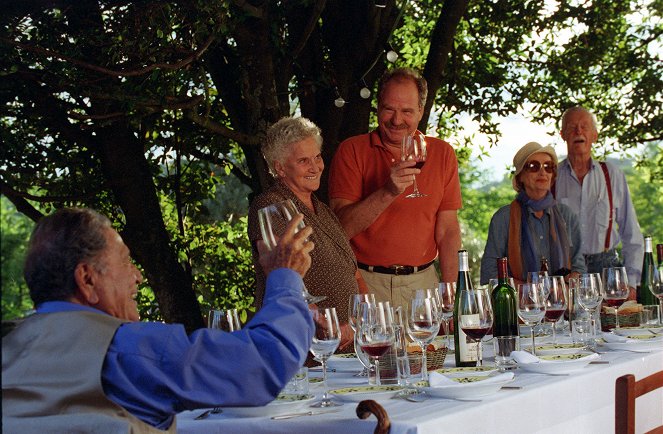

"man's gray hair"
[377, 67, 428, 109]
[262, 116, 323, 176]
[24, 208, 112, 306]
[561, 106, 599, 133]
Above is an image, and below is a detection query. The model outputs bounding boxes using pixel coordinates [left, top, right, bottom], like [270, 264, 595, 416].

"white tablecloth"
[177, 343, 663, 434]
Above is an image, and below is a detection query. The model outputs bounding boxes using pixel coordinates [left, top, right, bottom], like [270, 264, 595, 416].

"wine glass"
[349, 294, 376, 376]
[356, 302, 395, 386]
[649, 266, 663, 325]
[406, 289, 441, 379]
[542, 276, 567, 343]
[517, 283, 546, 356]
[458, 287, 493, 366]
[208, 308, 242, 332]
[571, 274, 603, 341]
[601, 267, 629, 329]
[257, 199, 326, 304]
[436, 282, 456, 352]
[309, 306, 342, 408]
[401, 132, 427, 198]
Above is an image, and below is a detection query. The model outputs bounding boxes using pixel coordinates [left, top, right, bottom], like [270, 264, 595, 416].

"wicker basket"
[600, 312, 640, 331]
[377, 347, 448, 379]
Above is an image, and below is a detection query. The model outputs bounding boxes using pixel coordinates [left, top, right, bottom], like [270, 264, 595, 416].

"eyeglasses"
[524, 161, 556, 173]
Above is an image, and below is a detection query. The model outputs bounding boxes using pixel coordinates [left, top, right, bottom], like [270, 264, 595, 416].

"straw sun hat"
[511, 142, 558, 191]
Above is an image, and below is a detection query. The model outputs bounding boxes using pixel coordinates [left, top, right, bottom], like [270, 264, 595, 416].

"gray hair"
[561, 106, 599, 133]
[24, 208, 112, 306]
[377, 67, 428, 109]
[262, 116, 323, 176]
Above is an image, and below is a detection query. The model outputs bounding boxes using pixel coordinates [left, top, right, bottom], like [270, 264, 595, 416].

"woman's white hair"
[262, 117, 323, 176]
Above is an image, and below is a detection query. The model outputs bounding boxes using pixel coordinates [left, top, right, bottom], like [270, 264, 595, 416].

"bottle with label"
[657, 244, 663, 267]
[453, 250, 478, 367]
[638, 236, 659, 306]
[491, 258, 519, 337]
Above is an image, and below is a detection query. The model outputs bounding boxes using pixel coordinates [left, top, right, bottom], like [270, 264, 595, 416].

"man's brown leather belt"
[357, 260, 436, 276]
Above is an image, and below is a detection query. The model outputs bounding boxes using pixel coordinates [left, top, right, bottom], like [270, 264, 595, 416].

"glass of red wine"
[458, 287, 493, 366]
[406, 289, 441, 380]
[601, 267, 629, 329]
[401, 132, 427, 198]
[356, 302, 395, 386]
[542, 276, 567, 343]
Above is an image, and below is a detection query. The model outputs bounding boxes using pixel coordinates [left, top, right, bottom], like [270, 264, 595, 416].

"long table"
[177, 343, 663, 433]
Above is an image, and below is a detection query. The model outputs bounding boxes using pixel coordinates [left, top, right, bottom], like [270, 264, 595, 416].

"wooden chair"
[357, 399, 390, 434]
[615, 371, 663, 434]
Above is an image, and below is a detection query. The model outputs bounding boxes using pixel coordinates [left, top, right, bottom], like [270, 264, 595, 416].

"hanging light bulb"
[386, 49, 398, 62]
[334, 96, 346, 107]
[360, 87, 371, 99]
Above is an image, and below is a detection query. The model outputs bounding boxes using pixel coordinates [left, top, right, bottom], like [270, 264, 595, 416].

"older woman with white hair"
[248, 116, 365, 350]
[480, 142, 586, 284]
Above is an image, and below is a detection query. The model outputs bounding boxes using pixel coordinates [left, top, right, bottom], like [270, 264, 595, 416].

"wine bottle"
[491, 258, 519, 337]
[638, 236, 659, 305]
[657, 243, 663, 267]
[453, 250, 478, 367]
[539, 256, 549, 274]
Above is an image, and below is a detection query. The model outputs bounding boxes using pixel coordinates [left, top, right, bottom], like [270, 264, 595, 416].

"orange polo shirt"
[328, 130, 462, 266]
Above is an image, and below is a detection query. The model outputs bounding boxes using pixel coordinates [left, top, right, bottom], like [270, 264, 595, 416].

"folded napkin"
[428, 371, 514, 387]
[510, 350, 599, 364]
[601, 332, 663, 344]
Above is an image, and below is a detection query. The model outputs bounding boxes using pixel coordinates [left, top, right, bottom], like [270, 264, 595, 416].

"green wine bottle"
[491, 258, 520, 337]
[638, 236, 659, 306]
[453, 250, 478, 367]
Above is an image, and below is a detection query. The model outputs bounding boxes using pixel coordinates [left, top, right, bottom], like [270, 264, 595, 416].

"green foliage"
[626, 143, 663, 242]
[1, 196, 34, 319]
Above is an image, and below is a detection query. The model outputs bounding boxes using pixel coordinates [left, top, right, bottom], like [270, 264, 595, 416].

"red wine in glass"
[604, 298, 626, 308]
[360, 342, 392, 358]
[413, 161, 425, 170]
[461, 326, 491, 341]
[544, 308, 565, 322]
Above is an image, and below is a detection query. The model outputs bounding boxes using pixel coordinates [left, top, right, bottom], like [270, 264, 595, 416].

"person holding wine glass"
[328, 67, 462, 309]
[480, 142, 586, 285]
[248, 116, 366, 350]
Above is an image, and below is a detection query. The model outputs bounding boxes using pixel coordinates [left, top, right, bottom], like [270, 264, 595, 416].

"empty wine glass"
[208, 308, 241, 332]
[649, 266, 663, 325]
[601, 267, 629, 329]
[257, 199, 326, 304]
[542, 276, 567, 343]
[458, 287, 493, 366]
[436, 282, 456, 352]
[571, 274, 603, 341]
[517, 283, 546, 356]
[356, 302, 395, 386]
[406, 289, 441, 379]
[401, 132, 427, 198]
[309, 306, 342, 407]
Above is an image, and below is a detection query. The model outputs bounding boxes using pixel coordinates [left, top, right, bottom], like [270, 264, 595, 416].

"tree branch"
[0, 35, 215, 78]
[185, 109, 260, 146]
[189, 148, 253, 187]
[231, 0, 265, 18]
[289, 0, 326, 63]
[0, 181, 44, 222]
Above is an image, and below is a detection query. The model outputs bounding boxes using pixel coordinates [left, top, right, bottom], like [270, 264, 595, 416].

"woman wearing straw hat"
[479, 142, 586, 284]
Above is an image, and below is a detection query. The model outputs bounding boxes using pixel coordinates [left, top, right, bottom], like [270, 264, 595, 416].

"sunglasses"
[524, 161, 556, 173]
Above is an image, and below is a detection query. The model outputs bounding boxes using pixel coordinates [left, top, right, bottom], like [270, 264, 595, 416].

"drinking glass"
[571, 274, 603, 340]
[543, 276, 567, 343]
[356, 302, 395, 386]
[257, 199, 326, 304]
[401, 132, 427, 198]
[349, 294, 376, 377]
[437, 282, 456, 352]
[458, 287, 493, 366]
[406, 289, 441, 379]
[208, 308, 241, 332]
[392, 306, 419, 396]
[649, 266, 663, 325]
[517, 283, 546, 356]
[309, 306, 342, 407]
[602, 267, 629, 329]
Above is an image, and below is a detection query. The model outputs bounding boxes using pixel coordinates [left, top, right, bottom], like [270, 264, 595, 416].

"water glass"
[493, 336, 519, 371]
[283, 366, 309, 395]
[572, 318, 591, 345]
[208, 308, 241, 332]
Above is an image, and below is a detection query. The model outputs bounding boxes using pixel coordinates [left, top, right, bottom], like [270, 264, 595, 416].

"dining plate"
[419, 372, 515, 399]
[328, 385, 402, 402]
[516, 351, 598, 374]
[222, 394, 316, 417]
[611, 326, 663, 336]
[327, 353, 364, 372]
[600, 335, 663, 353]
[431, 366, 498, 377]
[532, 343, 588, 355]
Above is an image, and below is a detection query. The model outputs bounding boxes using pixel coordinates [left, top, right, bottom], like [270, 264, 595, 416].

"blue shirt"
[36, 268, 313, 429]
[555, 158, 643, 284]
[480, 202, 586, 284]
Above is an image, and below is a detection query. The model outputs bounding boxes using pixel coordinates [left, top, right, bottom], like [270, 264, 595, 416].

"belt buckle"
[392, 265, 405, 276]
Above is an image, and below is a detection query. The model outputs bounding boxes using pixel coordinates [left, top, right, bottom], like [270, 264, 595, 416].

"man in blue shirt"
[556, 106, 643, 295]
[2, 207, 315, 433]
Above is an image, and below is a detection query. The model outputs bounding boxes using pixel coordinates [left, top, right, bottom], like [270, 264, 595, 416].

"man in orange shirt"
[328, 68, 462, 307]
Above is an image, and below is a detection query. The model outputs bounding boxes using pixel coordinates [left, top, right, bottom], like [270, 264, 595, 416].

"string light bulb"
[359, 79, 371, 99]
[386, 49, 398, 62]
[334, 96, 346, 107]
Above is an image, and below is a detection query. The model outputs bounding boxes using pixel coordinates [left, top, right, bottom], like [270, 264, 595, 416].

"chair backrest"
[356, 399, 390, 434]
[615, 370, 663, 434]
